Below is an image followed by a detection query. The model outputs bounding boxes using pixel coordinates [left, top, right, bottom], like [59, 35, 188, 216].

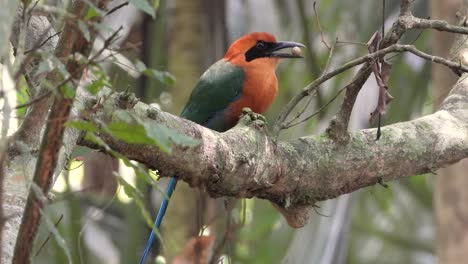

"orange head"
[224, 32, 305, 68]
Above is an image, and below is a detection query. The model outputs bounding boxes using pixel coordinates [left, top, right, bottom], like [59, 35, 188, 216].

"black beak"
[269, 41, 306, 58]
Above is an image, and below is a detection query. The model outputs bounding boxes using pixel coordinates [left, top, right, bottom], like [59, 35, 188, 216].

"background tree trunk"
[164, 0, 227, 260]
[82, 152, 118, 196]
[432, 1, 468, 263]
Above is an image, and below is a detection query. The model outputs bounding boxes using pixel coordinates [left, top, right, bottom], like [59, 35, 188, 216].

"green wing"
[180, 59, 245, 131]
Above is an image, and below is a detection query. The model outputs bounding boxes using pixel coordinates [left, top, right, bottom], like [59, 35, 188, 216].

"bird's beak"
[269, 41, 306, 58]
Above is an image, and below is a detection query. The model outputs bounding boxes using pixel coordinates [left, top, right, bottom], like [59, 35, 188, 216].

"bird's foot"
[240, 107, 267, 130]
[117, 91, 139, 109]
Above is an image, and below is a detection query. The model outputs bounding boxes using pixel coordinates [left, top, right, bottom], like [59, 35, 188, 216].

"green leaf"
[141, 123, 172, 152]
[104, 122, 173, 152]
[129, 0, 155, 18]
[82, 0, 105, 19]
[60, 83, 75, 99]
[105, 122, 154, 144]
[84, 132, 110, 151]
[31, 183, 73, 263]
[143, 69, 176, 86]
[133, 59, 147, 72]
[77, 20, 90, 41]
[148, 170, 159, 183]
[84, 6, 101, 20]
[109, 110, 198, 152]
[115, 173, 159, 237]
[133, 59, 174, 85]
[143, 123, 199, 149]
[39, 208, 73, 264]
[84, 66, 111, 94]
[16, 83, 29, 117]
[66, 120, 99, 133]
[92, 22, 115, 35]
[116, 174, 141, 198]
[85, 77, 110, 94]
[113, 109, 135, 123]
[36, 58, 55, 75]
[70, 146, 92, 160]
[85, 79, 104, 94]
[36, 55, 69, 78]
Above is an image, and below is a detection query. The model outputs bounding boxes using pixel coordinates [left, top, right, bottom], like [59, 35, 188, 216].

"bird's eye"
[256, 40, 266, 49]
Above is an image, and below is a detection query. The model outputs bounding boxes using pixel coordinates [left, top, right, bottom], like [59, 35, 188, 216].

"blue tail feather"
[139, 177, 178, 264]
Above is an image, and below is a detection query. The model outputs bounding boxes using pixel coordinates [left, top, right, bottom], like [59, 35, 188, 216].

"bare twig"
[282, 39, 337, 128]
[313, 1, 331, 50]
[410, 16, 468, 35]
[283, 85, 346, 129]
[105, 1, 129, 16]
[24, 31, 62, 54]
[376, 0, 387, 140]
[14, 91, 52, 110]
[34, 215, 64, 257]
[296, 0, 324, 108]
[336, 40, 368, 46]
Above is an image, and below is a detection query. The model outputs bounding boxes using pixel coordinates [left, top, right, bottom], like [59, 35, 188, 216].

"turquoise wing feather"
[180, 59, 245, 131]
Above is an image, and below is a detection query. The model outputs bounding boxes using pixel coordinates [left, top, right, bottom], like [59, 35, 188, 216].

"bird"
[140, 32, 304, 264]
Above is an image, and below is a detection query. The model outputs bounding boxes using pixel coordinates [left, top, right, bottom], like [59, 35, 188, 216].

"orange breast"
[225, 62, 278, 124]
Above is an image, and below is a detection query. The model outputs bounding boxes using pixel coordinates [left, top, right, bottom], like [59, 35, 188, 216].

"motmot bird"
[140, 32, 304, 263]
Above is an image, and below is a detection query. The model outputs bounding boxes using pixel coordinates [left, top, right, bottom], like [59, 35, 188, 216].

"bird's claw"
[239, 107, 267, 130]
[241, 107, 266, 122]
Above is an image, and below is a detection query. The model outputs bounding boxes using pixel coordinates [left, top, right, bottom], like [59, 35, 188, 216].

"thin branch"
[14, 91, 52, 110]
[24, 30, 62, 54]
[295, 0, 324, 110]
[336, 40, 368, 46]
[410, 16, 468, 35]
[34, 215, 64, 257]
[283, 85, 346, 129]
[376, 0, 386, 140]
[282, 39, 337, 128]
[105, 1, 129, 16]
[313, 1, 331, 50]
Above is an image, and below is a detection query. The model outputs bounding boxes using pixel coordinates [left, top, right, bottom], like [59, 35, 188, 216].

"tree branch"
[78, 69, 468, 226]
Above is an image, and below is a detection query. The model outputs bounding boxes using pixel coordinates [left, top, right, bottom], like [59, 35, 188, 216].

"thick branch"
[79, 71, 468, 223]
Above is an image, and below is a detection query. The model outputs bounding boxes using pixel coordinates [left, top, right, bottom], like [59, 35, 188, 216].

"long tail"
[139, 177, 178, 264]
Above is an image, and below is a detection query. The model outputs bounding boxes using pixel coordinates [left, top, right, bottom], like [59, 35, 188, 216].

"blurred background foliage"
[27, 0, 440, 263]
